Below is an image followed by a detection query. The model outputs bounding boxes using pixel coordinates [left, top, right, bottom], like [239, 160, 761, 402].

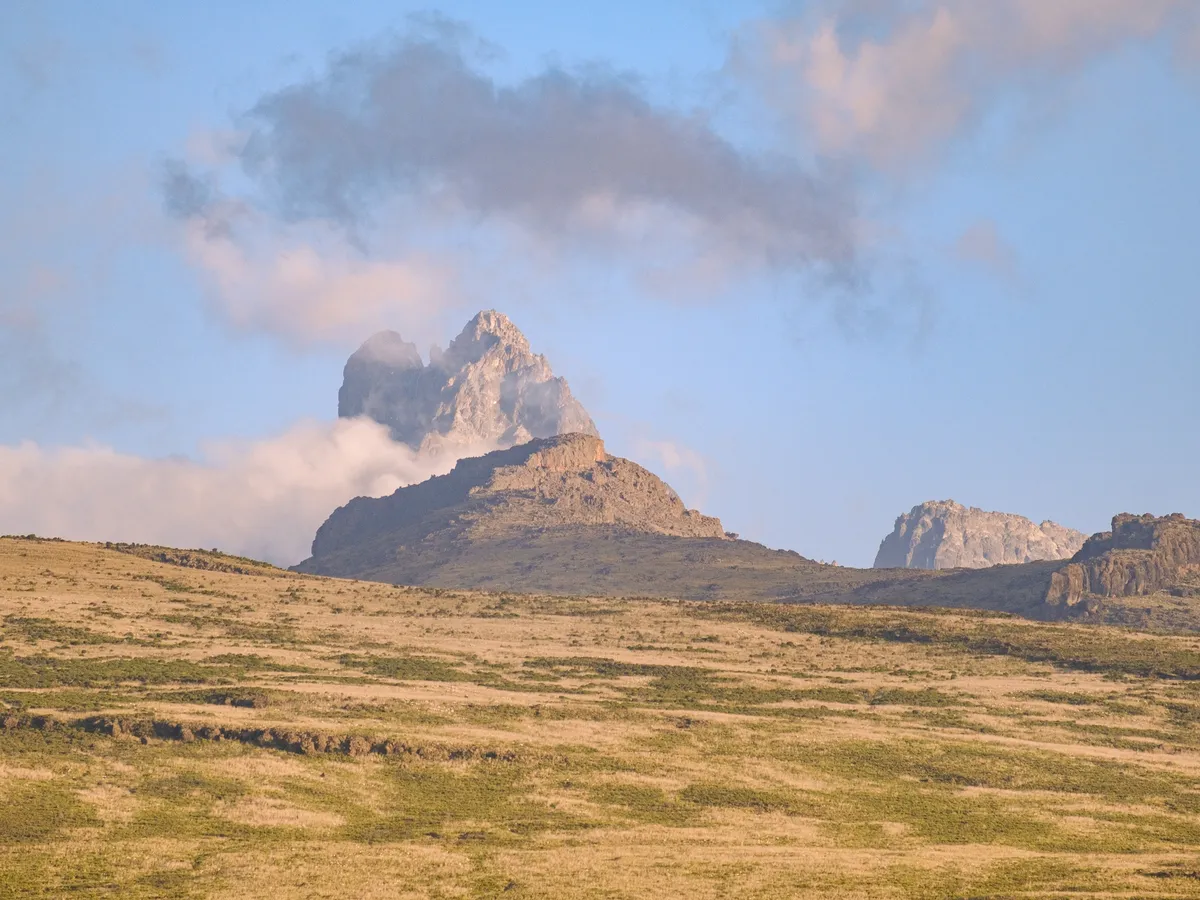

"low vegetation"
[3, 535, 1200, 897]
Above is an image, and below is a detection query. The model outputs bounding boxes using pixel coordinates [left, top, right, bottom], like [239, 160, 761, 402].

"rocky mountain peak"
[874, 499, 1086, 570]
[457, 309, 529, 349]
[339, 310, 598, 452]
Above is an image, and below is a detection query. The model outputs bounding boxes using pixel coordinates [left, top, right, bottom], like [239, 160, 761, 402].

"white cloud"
[632, 438, 710, 508]
[181, 217, 458, 347]
[0, 418, 492, 565]
[756, 0, 1198, 168]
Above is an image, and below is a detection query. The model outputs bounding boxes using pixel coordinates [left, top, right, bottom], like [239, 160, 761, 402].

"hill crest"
[299, 433, 727, 578]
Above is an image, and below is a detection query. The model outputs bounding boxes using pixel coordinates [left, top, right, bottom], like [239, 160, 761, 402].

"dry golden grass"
[2, 536, 1200, 898]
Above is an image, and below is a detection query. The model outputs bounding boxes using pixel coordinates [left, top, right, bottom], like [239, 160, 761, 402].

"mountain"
[293, 435, 1077, 620]
[874, 500, 1086, 570]
[339, 310, 598, 452]
[1046, 513, 1200, 609]
[296, 433, 1200, 628]
[296, 433, 730, 582]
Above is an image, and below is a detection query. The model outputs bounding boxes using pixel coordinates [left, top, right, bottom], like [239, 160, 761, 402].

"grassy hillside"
[4, 536, 1200, 897]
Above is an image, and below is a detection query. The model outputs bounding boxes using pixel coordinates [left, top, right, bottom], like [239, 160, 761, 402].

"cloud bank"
[162, 20, 860, 343]
[163, 8, 1200, 347]
[754, 0, 1199, 168]
[0, 418, 489, 565]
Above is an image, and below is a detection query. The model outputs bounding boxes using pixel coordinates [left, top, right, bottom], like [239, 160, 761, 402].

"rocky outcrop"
[1045, 513, 1200, 607]
[298, 433, 726, 579]
[874, 500, 1086, 570]
[339, 310, 598, 452]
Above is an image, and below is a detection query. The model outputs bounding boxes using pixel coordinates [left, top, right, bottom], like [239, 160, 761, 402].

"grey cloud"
[161, 160, 217, 220]
[159, 160, 243, 240]
[233, 24, 858, 274]
[0, 256, 82, 422]
[0, 309, 80, 417]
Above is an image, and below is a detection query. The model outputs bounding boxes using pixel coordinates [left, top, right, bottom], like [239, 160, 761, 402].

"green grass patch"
[680, 782, 805, 814]
[790, 737, 1198, 802]
[588, 782, 697, 825]
[330, 762, 573, 843]
[0, 780, 98, 843]
[0, 652, 270, 687]
[523, 656, 692, 678]
[3, 616, 124, 646]
[336, 653, 472, 682]
[138, 770, 248, 803]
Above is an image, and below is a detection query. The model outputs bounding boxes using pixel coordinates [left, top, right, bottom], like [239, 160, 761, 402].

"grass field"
[3, 536, 1200, 898]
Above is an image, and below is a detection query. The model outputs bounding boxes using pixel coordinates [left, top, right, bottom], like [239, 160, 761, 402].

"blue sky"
[1, 0, 1197, 566]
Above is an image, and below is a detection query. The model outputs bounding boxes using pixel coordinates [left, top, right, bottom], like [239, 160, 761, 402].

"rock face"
[339, 310, 598, 452]
[874, 500, 1086, 570]
[1045, 513, 1200, 607]
[298, 433, 727, 580]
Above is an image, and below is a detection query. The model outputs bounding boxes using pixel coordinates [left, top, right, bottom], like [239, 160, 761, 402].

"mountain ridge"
[295, 435, 1167, 626]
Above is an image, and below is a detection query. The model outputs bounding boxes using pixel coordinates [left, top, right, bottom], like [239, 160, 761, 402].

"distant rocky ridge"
[320, 321, 1200, 628]
[297, 433, 728, 581]
[296, 431, 1200, 627]
[339, 310, 598, 452]
[1045, 513, 1200, 608]
[874, 500, 1086, 570]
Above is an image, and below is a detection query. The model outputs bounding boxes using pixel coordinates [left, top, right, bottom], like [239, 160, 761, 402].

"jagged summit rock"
[874, 500, 1086, 570]
[296, 433, 727, 581]
[339, 310, 599, 452]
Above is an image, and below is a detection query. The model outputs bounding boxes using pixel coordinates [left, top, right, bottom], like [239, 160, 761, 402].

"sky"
[1, 0, 1198, 567]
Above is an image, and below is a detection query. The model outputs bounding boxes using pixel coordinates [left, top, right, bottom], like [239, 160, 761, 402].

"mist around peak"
[339, 310, 598, 452]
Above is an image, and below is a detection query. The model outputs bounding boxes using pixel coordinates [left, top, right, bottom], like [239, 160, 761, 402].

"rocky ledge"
[1045, 513, 1200, 607]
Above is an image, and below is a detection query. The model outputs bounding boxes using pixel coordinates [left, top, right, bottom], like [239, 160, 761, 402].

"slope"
[6, 536, 1200, 898]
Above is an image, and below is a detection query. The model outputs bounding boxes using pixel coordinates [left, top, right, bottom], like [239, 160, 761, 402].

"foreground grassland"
[3, 539, 1200, 898]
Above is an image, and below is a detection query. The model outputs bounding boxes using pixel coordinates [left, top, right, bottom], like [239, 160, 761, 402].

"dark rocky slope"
[1046, 513, 1200, 608]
